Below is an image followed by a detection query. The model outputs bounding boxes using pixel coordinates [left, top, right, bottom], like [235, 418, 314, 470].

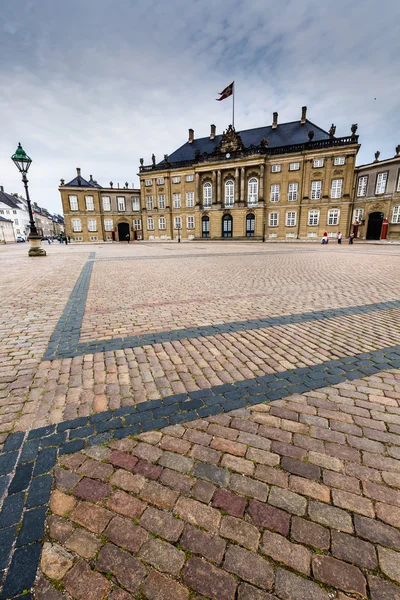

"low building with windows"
[0, 187, 31, 239]
[59, 170, 141, 242]
[0, 216, 15, 243]
[138, 107, 360, 241]
[352, 148, 400, 240]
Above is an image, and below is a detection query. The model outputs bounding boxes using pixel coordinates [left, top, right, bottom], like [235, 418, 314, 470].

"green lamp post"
[11, 143, 46, 256]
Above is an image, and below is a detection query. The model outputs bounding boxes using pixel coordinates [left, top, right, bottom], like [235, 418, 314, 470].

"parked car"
[16, 236, 26, 242]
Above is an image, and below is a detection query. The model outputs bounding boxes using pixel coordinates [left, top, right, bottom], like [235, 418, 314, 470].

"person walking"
[126, 233, 130, 244]
[337, 232, 342, 244]
[349, 232, 355, 244]
[321, 231, 328, 244]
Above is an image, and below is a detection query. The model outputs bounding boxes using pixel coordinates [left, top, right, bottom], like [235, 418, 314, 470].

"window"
[308, 210, 319, 226]
[270, 184, 280, 202]
[14, 219, 19, 225]
[173, 193, 181, 208]
[392, 206, 400, 224]
[187, 216, 195, 229]
[13, 210, 17, 214]
[225, 180, 234, 207]
[246, 214, 255, 237]
[222, 214, 233, 237]
[353, 208, 364, 223]
[0, 210, 3, 214]
[357, 176, 368, 197]
[203, 182, 212, 207]
[133, 218, 142, 230]
[72, 218, 81, 232]
[288, 182, 298, 202]
[330, 179, 343, 199]
[202, 216, 210, 238]
[313, 158, 324, 168]
[146, 196, 153, 210]
[16, 229, 20, 234]
[174, 216, 182, 229]
[247, 178, 258, 205]
[328, 209, 340, 225]
[185, 174, 194, 182]
[85, 196, 94, 211]
[147, 217, 154, 230]
[104, 219, 113, 231]
[102, 196, 111, 211]
[271, 164, 281, 173]
[289, 162, 300, 171]
[69, 195, 78, 211]
[158, 195, 165, 209]
[376, 172, 388, 194]
[132, 197, 140, 211]
[286, 211, 297, 226]
[159, 216, 166, 230]
[88, 219, 97, 231]
[186, 192, 194, 207]
[145, 179, 152, 187]
[269, 212, 278, 227]
[334, 156, 345, 165]
[172, 176, 181, 184]
[156, 177, 164, 185]
[311, 180, 322, 200]
[117, 197, 125, 211]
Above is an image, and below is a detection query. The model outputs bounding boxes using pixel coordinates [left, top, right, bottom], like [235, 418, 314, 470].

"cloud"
[0, 0, 399, 212]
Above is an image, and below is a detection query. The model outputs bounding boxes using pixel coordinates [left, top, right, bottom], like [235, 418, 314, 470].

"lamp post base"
[28, 234, 46, 257]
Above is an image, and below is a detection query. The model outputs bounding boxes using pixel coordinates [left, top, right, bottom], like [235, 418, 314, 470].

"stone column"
[241, 167, 245, 202]
[217, 171, 221, 204]
[195, 173, 200, 205]
[259, 165, 264, 201]
[235, 168, 239, 203]
[212, 171, 217, 204]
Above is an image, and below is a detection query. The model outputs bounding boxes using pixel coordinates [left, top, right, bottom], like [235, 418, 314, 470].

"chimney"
[76, 167, 81, 177]
[188, 128, 194, 143]
[89, 174, 93, 181]
[301, 106, 307, 124]
[0, 186, 3, 192]
[272, 112, 278, 129]
[210, 124, 216, 140]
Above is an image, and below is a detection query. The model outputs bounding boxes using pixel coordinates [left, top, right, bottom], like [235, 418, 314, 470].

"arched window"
[246, 213, 255, 237]
[222, 214, 233, 238]
[225, 180, 234, 207]
[248, 178, 258, 205]
[202, 215, 210, 238]
[203, 182, 212, 207]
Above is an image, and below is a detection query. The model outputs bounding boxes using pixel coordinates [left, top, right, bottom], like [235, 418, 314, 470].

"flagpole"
[232, 82, 235, 128]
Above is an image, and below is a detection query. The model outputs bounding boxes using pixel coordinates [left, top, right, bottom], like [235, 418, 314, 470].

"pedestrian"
[349, 232, 355, 244]
[321, 231, 328, 244]
[126, 233, 130, 244]
[337, 232, 342, 244]
[47, 238, 51, 245]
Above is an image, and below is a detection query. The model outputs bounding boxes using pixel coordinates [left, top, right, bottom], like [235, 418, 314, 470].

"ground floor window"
[392, 206, 400, 224]
[246, 213, 255, 237]
[222, 214, 233, 238]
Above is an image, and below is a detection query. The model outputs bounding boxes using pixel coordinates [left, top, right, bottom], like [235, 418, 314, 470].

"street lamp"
[11, 143, 46, 256]
[176, 223, 181, 243]
[262, 218, 266, 243]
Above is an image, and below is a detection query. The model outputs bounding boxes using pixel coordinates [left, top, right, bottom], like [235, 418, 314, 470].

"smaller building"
[0, 216, 15, 243]
[0, 187, 30, 238]
[353, 147, 400, 240]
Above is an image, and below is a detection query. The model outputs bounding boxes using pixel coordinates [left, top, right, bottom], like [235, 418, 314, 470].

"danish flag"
[216, 81, 234, 101]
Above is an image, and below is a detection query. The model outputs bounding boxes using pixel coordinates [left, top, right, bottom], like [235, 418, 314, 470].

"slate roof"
[64, 175, 97, 187]
[0, 190, 21, 210]
[162, 119, 331, 164]
[0, 215, 13, 223]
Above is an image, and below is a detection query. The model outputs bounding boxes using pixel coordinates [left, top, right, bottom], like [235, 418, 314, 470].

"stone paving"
[0, 241, 400, 599]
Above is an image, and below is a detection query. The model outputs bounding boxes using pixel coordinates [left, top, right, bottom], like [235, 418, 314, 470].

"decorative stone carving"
[351, 123, 358, 136]
[260, 137, 269, 148]
[329, 124, 336, 138]
[396, 145, 400, 156]
[60, 179, 65, 186]
[308, 130, 314, 141]
[109, 181, 113, 188]
[152, 154, 156, 166]
[333, 169, 344, 175]
[216, 125, 244, 153]
[140, 158, 144, 166]
[164, 154, 169, 162]
[374, 151, 380, 162]
[194, 149, 201, 161]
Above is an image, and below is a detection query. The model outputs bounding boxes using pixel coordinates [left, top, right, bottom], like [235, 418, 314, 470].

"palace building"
[60, 107, 361, 242]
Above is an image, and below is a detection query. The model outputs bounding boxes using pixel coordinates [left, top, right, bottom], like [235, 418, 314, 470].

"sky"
[0, 0, 399, 214]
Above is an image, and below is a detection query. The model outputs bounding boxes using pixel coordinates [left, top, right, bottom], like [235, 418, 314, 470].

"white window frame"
[117, 196, 126, 211]
[133, 218, 142, 231]
[271, 164, 282, 173]
[330, 179, 343, 199]
[288, 182, 298, 202]
[203, 182, 212, 207]
[289, 162, 300, 171]
[357, 175, 368, 197]
[185, 174, 194, 182]
[311, 180, 322, 200]
[186, 192, 194, 208]
[145, 179, 152, 187]
[308, 210, 319, 226]
[147, 217, 154, 230]
[270, 184, 280, 202]
[102, 196, 111, 211]
[85, 196, 94, 211]
[173, 193, 181, 209]
[174, 216, 182, 229]
[313, 158, 324, 168]
[172, 176, 181, 184]
[187, 216, 195, 229]
[269, 212, 278, 227]
[376, 172, 388, 195]
[104, 219, 113, 232]
[225, 180, 234, 207]
[156, 177, 164, 185]
[286, 211, 297, 227]
[158, 216, 166, 230]
[71, 218, 81, 232]
[87, 219, 97, 232]
[247, 177, 258, 205]
[392, 206, 400, 224]
[146, 196, 153, 210]
[158, 195, 165, 209]
[132, 197, 140, 211]
[353, 208, 364, 223]
[327, 209, 340, 226]
[69, 195, 78, 211]
[334, 156, 345, 166]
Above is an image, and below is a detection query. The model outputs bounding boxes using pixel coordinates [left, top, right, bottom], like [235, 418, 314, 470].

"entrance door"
[222, 214, 233, 238]
[246, 214, 255, 237]
[118, 222, 130, 241]
[366, 212, 384, 240]
[202, 216, 210, 238]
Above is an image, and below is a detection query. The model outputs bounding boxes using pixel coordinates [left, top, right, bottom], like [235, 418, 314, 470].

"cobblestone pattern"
[21, 366, 400, 600]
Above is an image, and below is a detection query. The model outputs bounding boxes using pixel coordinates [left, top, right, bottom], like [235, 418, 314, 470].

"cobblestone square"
[1, 241, 400, 599]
